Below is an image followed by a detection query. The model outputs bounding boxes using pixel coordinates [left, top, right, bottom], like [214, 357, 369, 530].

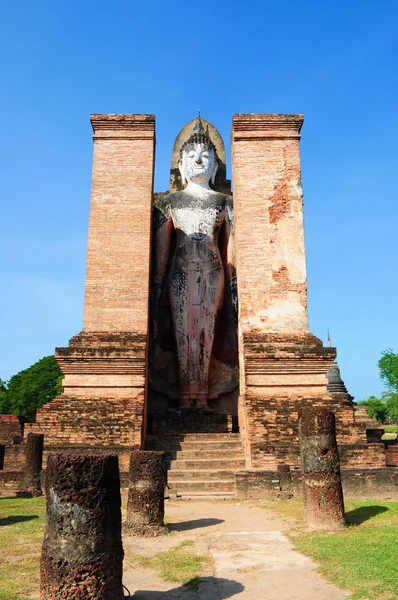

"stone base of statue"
[149, 408, 237, 436]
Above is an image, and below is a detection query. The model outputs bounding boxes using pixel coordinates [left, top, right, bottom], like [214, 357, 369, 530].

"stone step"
[176, 441, 243, 450]
[153, 433, 240, 440]
[172, 449, 244, 460]
[168, 492, 236, 500]
[145, 438, 242, 450]
[168, 470, 236, 481]
[167, 479, 235, 493]
[169, 458, 246, 470]
[146, 433, 240, 445]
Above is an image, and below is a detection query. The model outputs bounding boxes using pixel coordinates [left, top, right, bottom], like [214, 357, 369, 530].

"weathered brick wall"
[235, 468, 398, 500]
[241, 394, 374, 471]
[232, 114, 308, 334]
[0, 471, 24, 496]
[28, 395, 143, 449]
[84, 114, 155, 333]
[29, 332, 148, 450]
[386, 445, 398, 467]
[0, 415, 23, 444]
[338, 444, 387, 469]
[57, 332, 146, 399]
[3, 445, 25, 471]
[234, 331, 364, 470]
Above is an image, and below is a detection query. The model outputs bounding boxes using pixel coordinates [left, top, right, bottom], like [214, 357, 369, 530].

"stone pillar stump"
[125, 450, 167, 536]
[299, 407, 345, 530]
[40, 451, 124, 600]
[21, 433, 44, 496]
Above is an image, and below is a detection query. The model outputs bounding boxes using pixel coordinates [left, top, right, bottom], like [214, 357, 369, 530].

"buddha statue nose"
[195, 157, 202, 165]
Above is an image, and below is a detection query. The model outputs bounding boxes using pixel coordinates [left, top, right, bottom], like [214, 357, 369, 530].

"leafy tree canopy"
[382, 391, 398, 422]
[1, 356, 63, 419]
[364, 396, 388, 423]
[378, 349, 398, 392]
[0, 378, 11, 414]
[359, 392, 398, 424]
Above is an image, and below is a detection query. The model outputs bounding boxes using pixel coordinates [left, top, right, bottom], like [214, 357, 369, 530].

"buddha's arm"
[224, 200, 238, 319]
[154, 207, 173, 285]
[153, 203, 173, 319]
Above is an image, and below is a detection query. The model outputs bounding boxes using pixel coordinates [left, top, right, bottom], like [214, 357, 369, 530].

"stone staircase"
[145, 433, 245, 498]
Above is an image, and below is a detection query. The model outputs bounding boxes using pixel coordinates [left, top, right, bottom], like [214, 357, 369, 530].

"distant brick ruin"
[1, 113, 397, 499]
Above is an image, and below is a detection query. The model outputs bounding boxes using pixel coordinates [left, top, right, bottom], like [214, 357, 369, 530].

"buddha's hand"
[152, 282, 163, 337]
[231, 276, 238, 321]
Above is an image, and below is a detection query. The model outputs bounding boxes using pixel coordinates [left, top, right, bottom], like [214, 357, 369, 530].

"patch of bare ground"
[123, 499, 350, 599]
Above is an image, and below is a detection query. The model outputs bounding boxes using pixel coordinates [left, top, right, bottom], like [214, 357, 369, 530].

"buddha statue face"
[179, 143, 217, 186]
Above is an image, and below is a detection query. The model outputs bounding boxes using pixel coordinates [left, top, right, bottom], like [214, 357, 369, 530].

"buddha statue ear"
[179, 157, 186, 186]
[211, 159, 218, 186]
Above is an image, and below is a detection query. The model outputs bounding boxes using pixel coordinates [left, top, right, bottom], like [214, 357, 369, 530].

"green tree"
[6, 356, 63, 419]
[378, 349, 398, 391]
[382, 391, 398, 422]
[0, 378, 10, 414]
[362, 395, 388, 423]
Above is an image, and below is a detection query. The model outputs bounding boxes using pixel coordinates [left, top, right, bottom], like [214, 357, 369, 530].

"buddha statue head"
[179, 116, 218, 186]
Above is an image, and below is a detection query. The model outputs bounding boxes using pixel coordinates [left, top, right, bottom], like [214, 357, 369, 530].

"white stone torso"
[171, 200, 225, 238]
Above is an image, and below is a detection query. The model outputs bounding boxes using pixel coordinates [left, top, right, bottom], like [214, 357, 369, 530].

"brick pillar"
[22, 433, 44, 496]
[231, 114, 308, 335]
[299, 407, 345, 530]
[230, 114, 341, 472]
[40, 451, 123, 599]
[124, 450, 167, 535]
[29, 115, 156, 451]
[84, 114, 155, 333]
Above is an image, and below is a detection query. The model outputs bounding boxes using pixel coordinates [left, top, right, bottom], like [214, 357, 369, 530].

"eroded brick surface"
[232, 114, 308, 335]
[84, 114, 155, 333]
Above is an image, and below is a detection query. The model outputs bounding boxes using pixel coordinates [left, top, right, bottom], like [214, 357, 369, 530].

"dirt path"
[123, 500, 350, 599]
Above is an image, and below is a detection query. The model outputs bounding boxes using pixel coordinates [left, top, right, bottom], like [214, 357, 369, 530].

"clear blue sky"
[1, 0, 397, 400]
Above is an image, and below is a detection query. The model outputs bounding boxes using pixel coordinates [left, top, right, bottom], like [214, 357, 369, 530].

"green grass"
[130, 540, 204, 587]
[266, 499, 398, 600]
[0, 496, 46, 600]
[0, 496, 204, 595]
[381, 424, 398, 440]
[382, 425, 398, 433]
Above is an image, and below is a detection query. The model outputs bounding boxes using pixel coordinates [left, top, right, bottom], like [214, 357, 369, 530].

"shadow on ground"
[127, 577, 244, 599]
[0, 514, 39, 526]
[168, 518, 224, 532]
[345, 505, 389, 525]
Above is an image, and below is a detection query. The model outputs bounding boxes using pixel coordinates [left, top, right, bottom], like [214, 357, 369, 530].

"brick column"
[299, 407, 345, 529]
[124, 450, 167, 536]
[231, 115, 338, 471]
[40, 451, 124, 599]
[231, 114, 308, 334]
[28, 115, 156, 452]
[22, 433, 44, 496]
[84, 114, 155, 332]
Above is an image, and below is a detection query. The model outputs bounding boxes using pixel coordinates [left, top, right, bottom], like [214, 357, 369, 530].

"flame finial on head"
[180, 113, 216, 157]
[193, 111, 204, 135]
